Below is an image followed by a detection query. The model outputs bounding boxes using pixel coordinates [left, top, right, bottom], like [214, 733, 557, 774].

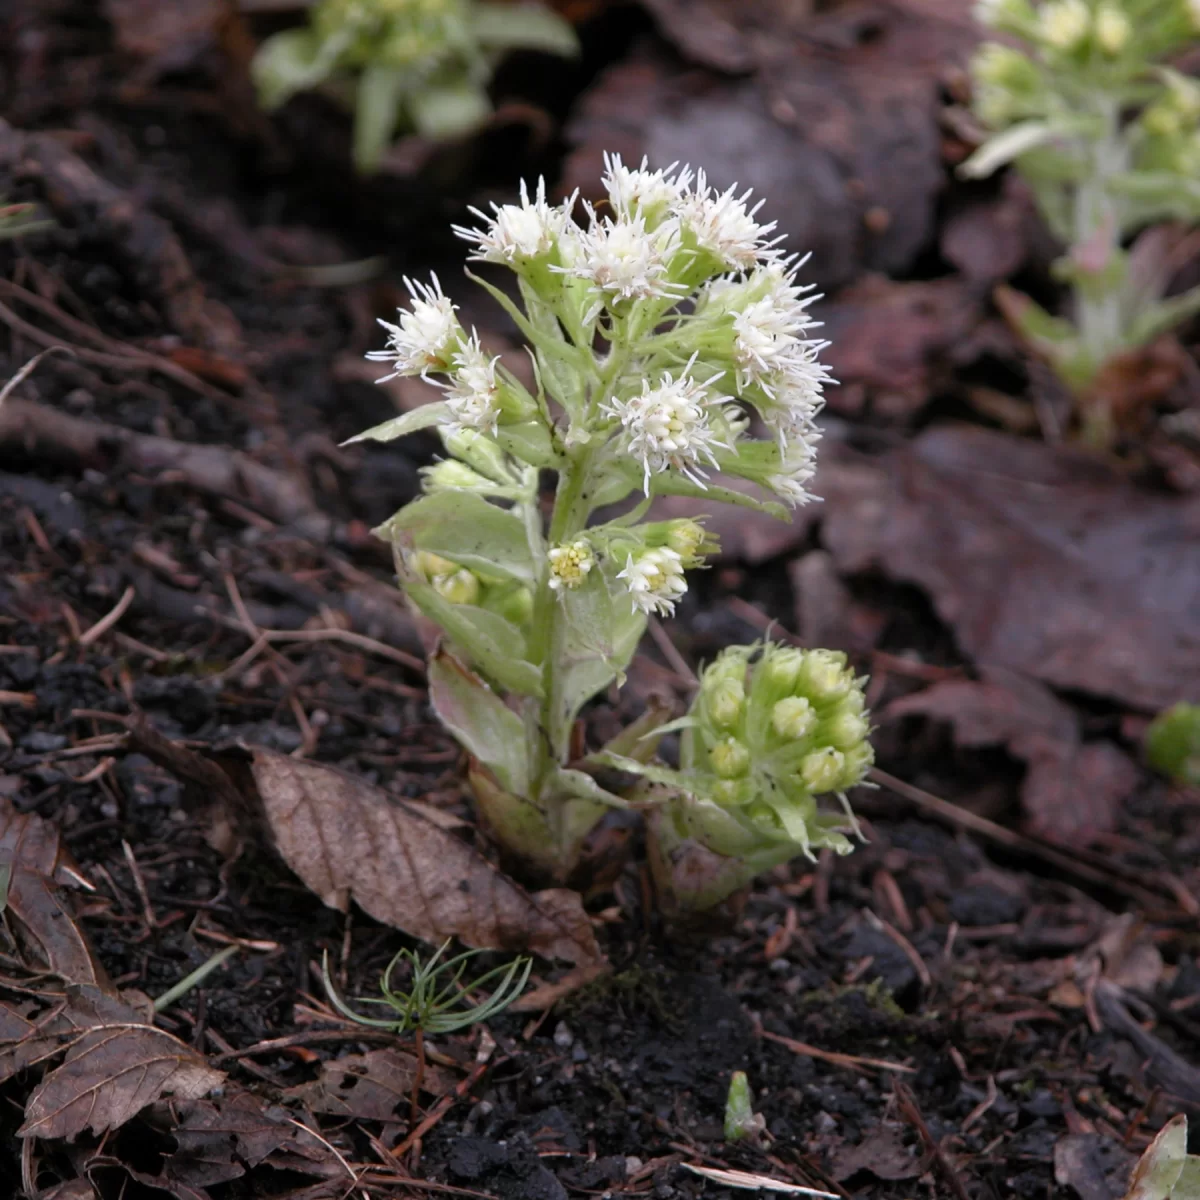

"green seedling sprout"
[322, 940, 531, 1122]
[962, 0, 1200, 448]
[352, 155, 873, 911]
[252, 0, 578, 172]
[724, 1070, 767, 1143]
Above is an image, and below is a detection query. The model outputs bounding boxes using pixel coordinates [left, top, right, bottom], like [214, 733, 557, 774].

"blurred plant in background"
[252, 0, 578, 172]
[1145, 701, 1200, 785]
[963, 0, 1200, 448]
[351, 157, 870, 910]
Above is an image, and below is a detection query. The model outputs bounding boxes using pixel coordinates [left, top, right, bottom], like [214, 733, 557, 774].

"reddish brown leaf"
[831, 1123, 923, 1182]
[0, 800, 106, 988]
[887, 668, 1138, 842]
[285, 1049, 454, 1121]
[823, 426, 1200, 711]
[236, 747, 603, 965]
[19, 1024, 223, 1141]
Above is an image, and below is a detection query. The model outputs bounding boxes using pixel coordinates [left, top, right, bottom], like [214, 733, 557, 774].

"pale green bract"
[251, 0, 578, 172]
[962, 0, 1200, 448]
[354, 156, 866, 907]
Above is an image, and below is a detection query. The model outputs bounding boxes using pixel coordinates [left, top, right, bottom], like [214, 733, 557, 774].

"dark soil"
[2, 2, 1200, 1199]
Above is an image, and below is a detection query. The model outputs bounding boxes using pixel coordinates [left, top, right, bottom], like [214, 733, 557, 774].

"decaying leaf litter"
[1, 0, 1199, 1197]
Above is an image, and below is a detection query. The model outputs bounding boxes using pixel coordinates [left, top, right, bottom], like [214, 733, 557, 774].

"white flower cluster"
[366, 274, 461, 379]
[617, 547, 687, 617]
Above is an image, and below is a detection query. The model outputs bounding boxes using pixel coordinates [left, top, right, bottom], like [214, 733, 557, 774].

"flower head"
[567, 208, 682, 306]
[441, 333, 500, 434]
[1094, 3, 1130, 53]
[453, 178, 575, 265]
[366, 274, 461, 379]
[602, 152, 693, 224]
[617, 547, 688, 616]
[766, 427, 821, 506]
[676, 170, 782, 271]
[604, 359, 728, 490]
[548, 539, 595, 592]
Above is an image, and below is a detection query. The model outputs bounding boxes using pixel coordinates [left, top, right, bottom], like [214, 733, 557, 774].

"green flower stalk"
[602, 643, 872, 911]
[352, 156, 864, 899]
[962, 0, 1200, 448]
[252, 0, 578, 172]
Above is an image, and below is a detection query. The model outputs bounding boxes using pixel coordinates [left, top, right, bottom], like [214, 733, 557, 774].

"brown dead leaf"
[823, 426, 1200, 711]
[941, 183, 1033, 285]
[1055, 1134, 1139, 1200]
[285, 1048, 454, 1121]
[103, 0, 222, 72]
[823, 276, 980, 417]
[566, 0, 979, 290]
[886, 667, 1137, 843]
[830, 1123, 923, 1182]
[233, 747, 602, 965]
[0, 800, 106, 988]
[20, 1023, 223, 1141]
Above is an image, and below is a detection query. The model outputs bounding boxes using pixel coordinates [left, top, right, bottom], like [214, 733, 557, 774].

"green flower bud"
[712, 778, 751, 807]
[664, 519, 718, 566]
[757, 645, 805, 694]
[800, 747, 846, 794]
[1039, 0, 1089, 51]
[823, 709, 870, 751]
[413, 551, 460, 581]
[440, 427, 512, 483]
[797, 650, 853, 705]
[710, 737, 751, 779]
[835, 742, 875, 791]
[1094, 3, 1130, 54]
[706, 677, 746, 730]
[422, 459, 496, 493]
[433, 568, 481, 606]
[1145, 701, 1200, 786]
[771, 696, 817, 741]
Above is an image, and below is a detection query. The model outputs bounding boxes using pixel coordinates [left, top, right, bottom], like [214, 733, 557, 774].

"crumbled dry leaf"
[285, 1048, 454, 1121]
[20, 1023, 223, 1141]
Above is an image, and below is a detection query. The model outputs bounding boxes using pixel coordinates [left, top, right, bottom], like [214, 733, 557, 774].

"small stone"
[553, 1021, 574, 1050]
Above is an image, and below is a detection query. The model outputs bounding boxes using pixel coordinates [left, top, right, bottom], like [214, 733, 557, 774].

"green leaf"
[651, 475, 789, 521]
[382, 491, 536, 585]
[467, 271, 588, 373]
[1128, 283, 1200, 349]
[353, 64, 408, 173]
[550, 767, 628, 809]
[1124, 1115, 1187, 1200]
[958, 120, 1066, 180]
[407, 579, 543, 696]
[409, 79, 492, 141]
[473, 3, 579, 56]
[251, 28, 338, 110]
[497, 420, 560, 469]
[428, 648, 529, 794]
[342, 402, 450, 446]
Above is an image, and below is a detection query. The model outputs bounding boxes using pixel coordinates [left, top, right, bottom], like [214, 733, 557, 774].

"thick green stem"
[1072, 97, 1127, 449]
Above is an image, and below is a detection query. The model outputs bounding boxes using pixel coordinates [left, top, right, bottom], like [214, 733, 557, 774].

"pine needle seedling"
[322, 940, 531, 1122]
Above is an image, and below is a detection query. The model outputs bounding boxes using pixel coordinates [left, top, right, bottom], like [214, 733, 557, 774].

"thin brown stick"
[411, 1026, 426, 1129]
[893, 1080, 973, 1200]
[868, 767, 1183, 914]
[761, 1028, 915, 1075]
[78, 585, 136, 646]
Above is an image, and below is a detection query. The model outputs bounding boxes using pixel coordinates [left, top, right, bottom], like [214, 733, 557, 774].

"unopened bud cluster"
[691, 643, 873, 814]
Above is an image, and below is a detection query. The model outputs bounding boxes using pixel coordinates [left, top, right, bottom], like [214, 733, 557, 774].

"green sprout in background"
[1145, 701, 1200, 786]
[724, 1070, 767, 1143]
[350, 156, 873, 912]
[252, 0, 578, 173]
[963, 0, 1200, 448]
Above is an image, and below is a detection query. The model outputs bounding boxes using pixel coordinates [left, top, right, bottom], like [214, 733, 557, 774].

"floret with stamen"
[441, 334, 501, 434]
[366, 274, 461, 379]
[617, 547, 688, 616]
[452, 178, 575, 265]
[602, 152, 693, 222]
[566, 208, 683, 306]
[604, 359, 729, 491]
[676, 170, 783, 271]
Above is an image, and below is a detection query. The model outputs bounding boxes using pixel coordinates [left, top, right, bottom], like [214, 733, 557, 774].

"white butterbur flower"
[602, 152, 692, 223]
[618, 547, 688, 616]
[1039, 0, 1089, 50]
[442, 334, 501, 434]
[453, 178, 574, 265]
[676, 170, 782, 271]
[604, 359, 728, 490]
[767, 428, 822, 507]
[366, 274, 461, 379]
[548, 540, 595, 592]
[569, 209, 682, 305]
